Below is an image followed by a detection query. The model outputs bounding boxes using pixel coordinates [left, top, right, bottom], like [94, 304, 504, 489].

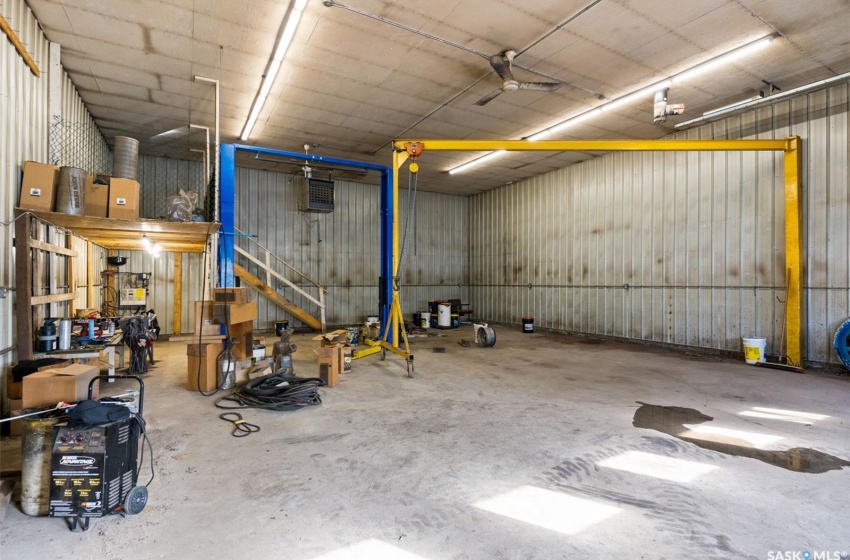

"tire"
[476, 326, 496, 348]
[124, 485, 148, 515]
[834, 318, 850, 370]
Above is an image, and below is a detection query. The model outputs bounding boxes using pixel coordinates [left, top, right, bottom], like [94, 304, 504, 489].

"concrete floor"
[1, 328, 848, 559]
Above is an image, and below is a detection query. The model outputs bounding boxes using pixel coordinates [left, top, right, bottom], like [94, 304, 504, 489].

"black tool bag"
[68, 400, 131, 426]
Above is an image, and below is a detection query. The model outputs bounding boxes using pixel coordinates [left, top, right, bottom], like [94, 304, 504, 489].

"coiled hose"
[214, 373, 325, 411]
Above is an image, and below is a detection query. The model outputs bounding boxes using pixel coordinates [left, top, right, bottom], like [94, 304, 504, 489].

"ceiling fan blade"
[474, 89, 505, 106]
[148, 126, 190, 142]
[488, 53, 515, 82]
[518, 81, 563, 92]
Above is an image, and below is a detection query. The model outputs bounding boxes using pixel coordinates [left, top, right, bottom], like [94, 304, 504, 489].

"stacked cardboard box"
[190, 294, 257, 378]
[187, 342, 221, 392]
[18, 161, 59, 212]
[22, 363, 99, 408]
[18, 161, 140, 219]
[312, 330, 354, 385]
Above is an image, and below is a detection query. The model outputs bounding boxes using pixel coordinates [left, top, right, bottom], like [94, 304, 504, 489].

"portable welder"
[48, 375, 151, 531]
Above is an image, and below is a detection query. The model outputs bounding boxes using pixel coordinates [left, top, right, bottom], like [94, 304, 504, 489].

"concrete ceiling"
[27, 0, 850, 195]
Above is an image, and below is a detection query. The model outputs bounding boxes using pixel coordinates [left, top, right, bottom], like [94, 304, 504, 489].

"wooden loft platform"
[14, 210, 220, 360]
[15, 209, 219, 252]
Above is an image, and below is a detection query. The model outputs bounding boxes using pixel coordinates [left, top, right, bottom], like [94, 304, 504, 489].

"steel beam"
[392, 139, 789, 152]
[391, 136, 804, 366]
[220, 144, 394, 336]
[783, 137, 803, 366]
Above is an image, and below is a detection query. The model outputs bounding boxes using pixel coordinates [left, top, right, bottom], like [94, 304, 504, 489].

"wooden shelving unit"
[14, 209, 219, 360]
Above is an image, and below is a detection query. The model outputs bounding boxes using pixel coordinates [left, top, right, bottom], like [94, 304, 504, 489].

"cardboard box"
[213, 301, 257, 325]
[314, 329, 350, 347]
[22, 363, 99, 409]
[314, 345, 340, 387]
[194, 301, 220, 336]
[229, 322, 254, 361]
[234, 359, 252, 385]
[340, 344, 352, 373]
[187, 343, 221, 392]
[84, 176, 109, 218]
[7, 399, 23, 436]
[108, 178, 140, 220]
[19, 161, 59, 212]
[7, 371, 23, 399]
[213, 287, 252, 304]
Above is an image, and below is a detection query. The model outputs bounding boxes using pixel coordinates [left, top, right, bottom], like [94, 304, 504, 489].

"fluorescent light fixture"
[307, 539, 432, 560]
[240, 0, 308, 141]
[703, 95, 763, 116]
[597, 450, 719, 483]
[671, 34, 776, 84]
[683, 425, 783, 448]
[527, 108, 602, 141]
[474, 485, 621, 536]
[601, 80, 672, 112]
[447, 150, 506, 175]
[448, 34, 777, 174]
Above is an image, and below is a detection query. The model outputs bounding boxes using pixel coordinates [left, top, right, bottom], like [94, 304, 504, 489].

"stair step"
[234, 263, 322, 331]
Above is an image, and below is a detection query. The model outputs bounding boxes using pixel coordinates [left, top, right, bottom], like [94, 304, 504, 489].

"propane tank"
[21, 417, 59, 516]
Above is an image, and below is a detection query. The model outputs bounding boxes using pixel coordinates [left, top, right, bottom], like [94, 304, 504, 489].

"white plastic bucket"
[420, 312, 431, 329]
[742, 337, 767, 364]
[437, 303, 452, 327]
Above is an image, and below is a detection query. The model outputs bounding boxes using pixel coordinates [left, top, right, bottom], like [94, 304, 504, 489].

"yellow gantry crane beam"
[391, 137, 804, 367]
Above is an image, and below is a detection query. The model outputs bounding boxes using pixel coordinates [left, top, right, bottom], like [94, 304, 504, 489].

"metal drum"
[113, 136, 139, 179]
[55, 167, 86, 215]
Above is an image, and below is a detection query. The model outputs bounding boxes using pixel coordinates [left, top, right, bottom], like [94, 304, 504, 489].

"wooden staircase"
[234, 229, 326, 332]
[234, 264, 322, 330]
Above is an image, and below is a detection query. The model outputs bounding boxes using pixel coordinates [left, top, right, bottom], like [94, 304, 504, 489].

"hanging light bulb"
[141, 234, 152, 249]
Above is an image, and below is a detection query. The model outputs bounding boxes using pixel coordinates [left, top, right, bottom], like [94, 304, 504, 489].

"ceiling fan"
[475, 50, 563, 106]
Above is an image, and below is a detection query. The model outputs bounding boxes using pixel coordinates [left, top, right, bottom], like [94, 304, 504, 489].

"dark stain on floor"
[633, 402, 850, 474]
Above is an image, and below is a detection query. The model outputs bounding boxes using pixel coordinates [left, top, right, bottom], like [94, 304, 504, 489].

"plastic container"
[420, 312, 431, 329]
[522, 316, 534, 333]
[58, 318, 73, 350]
[450, 314, 460, 328]
[274, 321, 289, 336]
[742, 337, 767, 364]
[437, 303, 452, 328]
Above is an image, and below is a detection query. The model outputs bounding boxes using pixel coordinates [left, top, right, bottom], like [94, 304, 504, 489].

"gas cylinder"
[21, 417, 59, 516]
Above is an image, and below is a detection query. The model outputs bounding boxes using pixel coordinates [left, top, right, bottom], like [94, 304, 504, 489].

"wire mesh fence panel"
[49, 116, 112, 175]
[136, 154, 211, 219]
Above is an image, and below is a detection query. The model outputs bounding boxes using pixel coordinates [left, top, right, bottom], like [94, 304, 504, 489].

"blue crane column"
[218, 143, 395, 342]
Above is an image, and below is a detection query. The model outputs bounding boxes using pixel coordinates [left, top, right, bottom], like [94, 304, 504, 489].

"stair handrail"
[234, 227, 325, 292]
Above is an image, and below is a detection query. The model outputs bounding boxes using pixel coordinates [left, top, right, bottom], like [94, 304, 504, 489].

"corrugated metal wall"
[469, 83, 849, 365]
[233, 167, 468, 330]
[1, 0, 50, 376]
[2, 0, 111, 392]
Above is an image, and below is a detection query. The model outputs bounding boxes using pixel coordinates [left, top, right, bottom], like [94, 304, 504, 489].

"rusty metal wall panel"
[469, 83, 849, 365]
[234, 167, 468, 329]
[1, 0, 50, 371]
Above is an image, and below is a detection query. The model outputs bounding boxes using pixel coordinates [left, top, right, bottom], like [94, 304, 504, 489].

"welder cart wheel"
[124, 485, 148, 515]
[380, 347, 386, 361]
[476, 325, 496, 347]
